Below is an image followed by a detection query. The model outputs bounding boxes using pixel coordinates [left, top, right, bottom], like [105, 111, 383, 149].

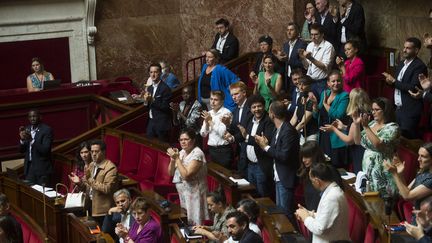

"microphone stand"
[42, 182, 49, 243]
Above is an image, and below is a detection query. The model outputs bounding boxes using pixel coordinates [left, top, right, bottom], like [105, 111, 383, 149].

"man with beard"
[211, 18, 239, 64]
[382, 37, 428, 139]
[225, 211, 263, 243]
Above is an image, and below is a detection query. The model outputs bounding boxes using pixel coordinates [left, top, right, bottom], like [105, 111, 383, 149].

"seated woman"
[197, 49, 239, 111]
[193, 189, 235, 242]
[320, 88, 371, 173]
[167, 128, 208, 225]
[297, 141, 326, 211]
[384, 143, 432, 212]
[336, 40, 366, 93]
[353, 97, 400, 196]
[225, 199, 262, 243]
[290, 75, 319, 144]
[251, 55, 283, 110]
[26, 57, 54, 92]
[115, 197, 162, 243]
[314, 71, 349, 168]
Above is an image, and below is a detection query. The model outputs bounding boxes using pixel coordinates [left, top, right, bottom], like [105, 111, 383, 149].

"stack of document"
[31, 184, 57, 198]
[229, 177, 250, 186]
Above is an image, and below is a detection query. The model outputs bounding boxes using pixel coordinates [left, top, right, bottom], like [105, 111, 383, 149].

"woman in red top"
[336, 40, 366, 93]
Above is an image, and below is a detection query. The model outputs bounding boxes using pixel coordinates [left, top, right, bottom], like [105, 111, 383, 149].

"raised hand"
[237, 125, 247, 138]
[166, 148, 179, 159]
[408, 87, 423, 99]
[419, 73, 431, 90]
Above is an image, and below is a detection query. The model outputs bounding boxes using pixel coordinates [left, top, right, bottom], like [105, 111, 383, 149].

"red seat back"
[104, 133, 121, 165]
[397, 145, 419, 184]
[347, 196, 367, 243]
[119, 139, 141, 174]
[261, 227, 271, 243]
[364, 223, 379, 243]
[154, 152, 172, 184]
[135, 146, 158, 180]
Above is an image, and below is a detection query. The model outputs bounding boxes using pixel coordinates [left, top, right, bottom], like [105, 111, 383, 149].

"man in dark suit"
[383, 37, 428, 139]
[19, 109, 53, 185]
[275, 22, 308, 92]
[286, 69, 304, 119]
[144, 63, 172, 142]
[335, 0, 366, 56]
[236, 95, 274, 197]
[314, 0, 339, 49]
[223, 81, 253, 178]
[102, 189, 135, 243]
[211, 18, 239, 64]
[255, 100, 300, 224]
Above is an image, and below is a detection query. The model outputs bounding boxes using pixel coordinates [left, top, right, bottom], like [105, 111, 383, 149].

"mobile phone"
[88, 225, 101, 234]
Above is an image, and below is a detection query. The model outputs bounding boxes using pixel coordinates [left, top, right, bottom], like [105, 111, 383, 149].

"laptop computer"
[42, 79, 62, 90]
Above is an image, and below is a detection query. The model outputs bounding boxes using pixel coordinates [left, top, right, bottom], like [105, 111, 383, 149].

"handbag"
[64, 185, 86, 208]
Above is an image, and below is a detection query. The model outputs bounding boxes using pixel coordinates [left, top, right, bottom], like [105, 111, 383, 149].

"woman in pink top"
[336, 40, 366, 93]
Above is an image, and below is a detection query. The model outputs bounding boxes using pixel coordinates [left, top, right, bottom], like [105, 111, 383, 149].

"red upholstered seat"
[132, 146, 158, 181]
[397, 145, 419, 184]
[118, 139, 141, 175]
[397, 199, 414, 223]
[346, 195, 367, 243]
[424, 132, 432, 142]
[261, 227, 271, 243]
[297, 219, 311, 240]
[364, 223, 380, 243]
[104, 133, 121, 165]
[12, 212, 43, 243]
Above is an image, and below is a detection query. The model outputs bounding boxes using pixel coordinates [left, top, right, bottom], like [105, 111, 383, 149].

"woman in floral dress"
[167, 128, 209, 225]
[353, 97, 400, 196]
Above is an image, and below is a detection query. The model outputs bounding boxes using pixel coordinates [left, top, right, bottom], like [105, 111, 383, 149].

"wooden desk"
[66, 213, 114, 243]
[255, 197, 295, 234]
[207, 162, 256, 205]
[0, 176, 65, 243]
[363, 194, 400, 243]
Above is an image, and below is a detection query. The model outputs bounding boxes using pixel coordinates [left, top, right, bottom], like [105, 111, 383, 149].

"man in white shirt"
[382, 37, 428, 139]
[102, 189, 134, 243]
[296, 163, 350, 243]
[299, 23, 335, 97]
[200, 91, 233, 169]
[211, 18, 239, 64]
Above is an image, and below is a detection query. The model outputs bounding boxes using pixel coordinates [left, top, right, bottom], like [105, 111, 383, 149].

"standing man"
[275, 22, 308, 91]
[236, 95, 275, 197]
[286, 69, 305, 118]
[19, 109, 53, 185]
[299, 23, 335, 97]
[211, 18, 239, 64]
[255, 101, 300, 225]
[314, 0, 338, 48]
[295, 163, 350, 243]
[335, 0, 366, 56]
[102, 189, 135, 243]
[382, 37, 428, 139]
[224, 81, 253, 178]
[69, 140, 119, 226]
[143, 63, 172, 142]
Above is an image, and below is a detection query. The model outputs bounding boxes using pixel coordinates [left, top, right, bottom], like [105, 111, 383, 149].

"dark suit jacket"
[393, 57, 428, 120]
[211, 32, 239, 63]
[229, 99, 253, 143]
[239, 113, 275, 178]
[102, 212, 135, 243]
[337, 0, 366, 49]
[265, 122, 300, 189]
[282, 38, 308, 79]
[315, 11, 339, 49]
[19, 123, 53, 177]
[239, 229, 264, 243]
[288, 88, 300, 116]
[147, 81, 172, 129]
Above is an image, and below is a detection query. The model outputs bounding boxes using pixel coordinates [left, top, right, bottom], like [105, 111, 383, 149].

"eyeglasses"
[178, 138, 191, 142]
[371, 108, 382, 113]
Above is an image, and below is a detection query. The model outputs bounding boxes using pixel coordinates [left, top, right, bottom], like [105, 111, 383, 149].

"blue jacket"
[316, 90, 349, 148]
[197, 64, 239, 111]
